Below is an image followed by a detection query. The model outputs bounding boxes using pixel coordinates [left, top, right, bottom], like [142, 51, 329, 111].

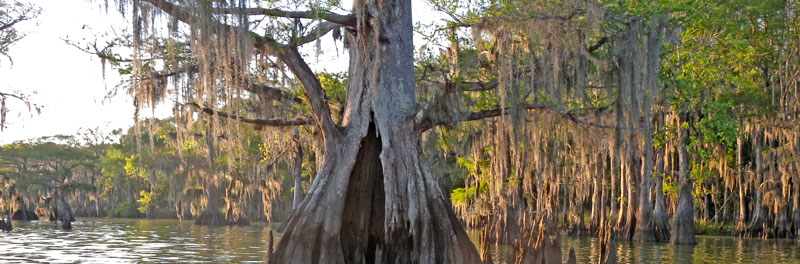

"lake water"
[1, 218, 799, 263]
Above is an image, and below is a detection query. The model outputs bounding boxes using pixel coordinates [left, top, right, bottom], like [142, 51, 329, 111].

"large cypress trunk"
[13, 196, 39, 221]
[633, 121, 655, 242]
[269, 0, 481, 262]
[671, 111, 695, 244]
[195, 176, 227, 225]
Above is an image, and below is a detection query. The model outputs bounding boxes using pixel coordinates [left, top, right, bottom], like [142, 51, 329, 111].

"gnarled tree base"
[194, 209, 228, 225]
[270, 124, 480, 263]
[13, 209, 39, 221]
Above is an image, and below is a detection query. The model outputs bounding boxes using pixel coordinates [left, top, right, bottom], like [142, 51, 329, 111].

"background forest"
[1, 0, 800, 263]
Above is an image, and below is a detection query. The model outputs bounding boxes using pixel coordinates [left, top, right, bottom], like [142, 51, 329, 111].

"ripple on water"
[6, 219, 800, 263]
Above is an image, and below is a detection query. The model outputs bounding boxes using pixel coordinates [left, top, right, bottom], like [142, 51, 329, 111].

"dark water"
[1, 218, 799, 263]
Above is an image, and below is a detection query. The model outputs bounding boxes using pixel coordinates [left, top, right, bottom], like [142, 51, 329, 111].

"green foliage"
[137, 190, 153, 214]
[662, 172, 678, 198]
[450, 179, 488, 205]
[696, 102, 738, 148]
[694, 221, 733, 236]
[114, 202, 143, 218]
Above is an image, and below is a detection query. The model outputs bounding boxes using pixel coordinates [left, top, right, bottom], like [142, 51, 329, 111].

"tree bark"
[746, 130, 766, 236]
[270, 0, 480, 261]
[792, 167, 800, 239]
[590, 153, 604, 233]
[736, 135, 747, 230]
[671, 111, 695, 244]
[291, 130, 304, 211]
[652, 149, 670, 241]
[55, 189, 76, 230]
[195, 173, 227, 225]
[633, 121, 655, 242]
[12, 196, 39, 221]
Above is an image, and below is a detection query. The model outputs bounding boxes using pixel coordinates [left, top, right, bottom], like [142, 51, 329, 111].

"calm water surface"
[1, 218, 799, 263]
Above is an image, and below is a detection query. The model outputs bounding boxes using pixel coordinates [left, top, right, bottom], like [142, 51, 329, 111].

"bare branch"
[420, 103, 637, 131]
[0, 16, 29, 32]
[587, 37, 609, 53]
[279, 46, 338, 134]
[295, 21, 338, 46]
[459, 80, 498, 92]
[209, 7, 356, 27]
[246, 83, 302, 105]
[185, 102, 309, 127]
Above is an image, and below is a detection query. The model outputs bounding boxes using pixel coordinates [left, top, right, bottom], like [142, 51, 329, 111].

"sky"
[0, 0, 133, 144]
[0, 0, 446, 144]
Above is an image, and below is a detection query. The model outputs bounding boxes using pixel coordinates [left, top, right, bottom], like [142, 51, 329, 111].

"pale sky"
[0, 0, 446, 144]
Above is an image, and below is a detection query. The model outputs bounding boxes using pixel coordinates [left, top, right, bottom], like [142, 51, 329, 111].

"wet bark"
[671, 111, 695, 244]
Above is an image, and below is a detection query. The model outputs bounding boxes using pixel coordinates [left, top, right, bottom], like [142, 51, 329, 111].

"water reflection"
[469, 231, 800, 263]
[1, 219, 799, 263]
[1, 219, 270, 263]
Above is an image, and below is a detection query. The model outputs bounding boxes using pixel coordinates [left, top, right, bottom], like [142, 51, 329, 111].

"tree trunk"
[55, 190, 75, 230]
[776, 203, 790, 238]
[794, 136, 800, 239]
[746, 130, 766, 236]
[792, 169, 800, 239]
[633, 123, 655, 242]
[195, 177, 227, 225]
[12, 196, 39, 221]
[671, 111, 695, 244]
[270, 0, 480, 261]
[590, 154, 603, 233]
[736, 136, 747, 230]
[652, 149, 670, 241]
[291, 130, 304, 211]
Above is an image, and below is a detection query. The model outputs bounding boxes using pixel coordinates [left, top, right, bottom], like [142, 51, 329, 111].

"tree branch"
[278, 46, 338, 134]
[142, 0, 337, 134]
[295, 21, 338, 46]
[246, 83, 302, 105]
[186, 102, 309, 127]
[0, 16, 29, 32]
[209, 7, 356, 27]
[459, 80, 498, 92]
[587, 37, 609, 53]
[420, 103, 638, 131]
